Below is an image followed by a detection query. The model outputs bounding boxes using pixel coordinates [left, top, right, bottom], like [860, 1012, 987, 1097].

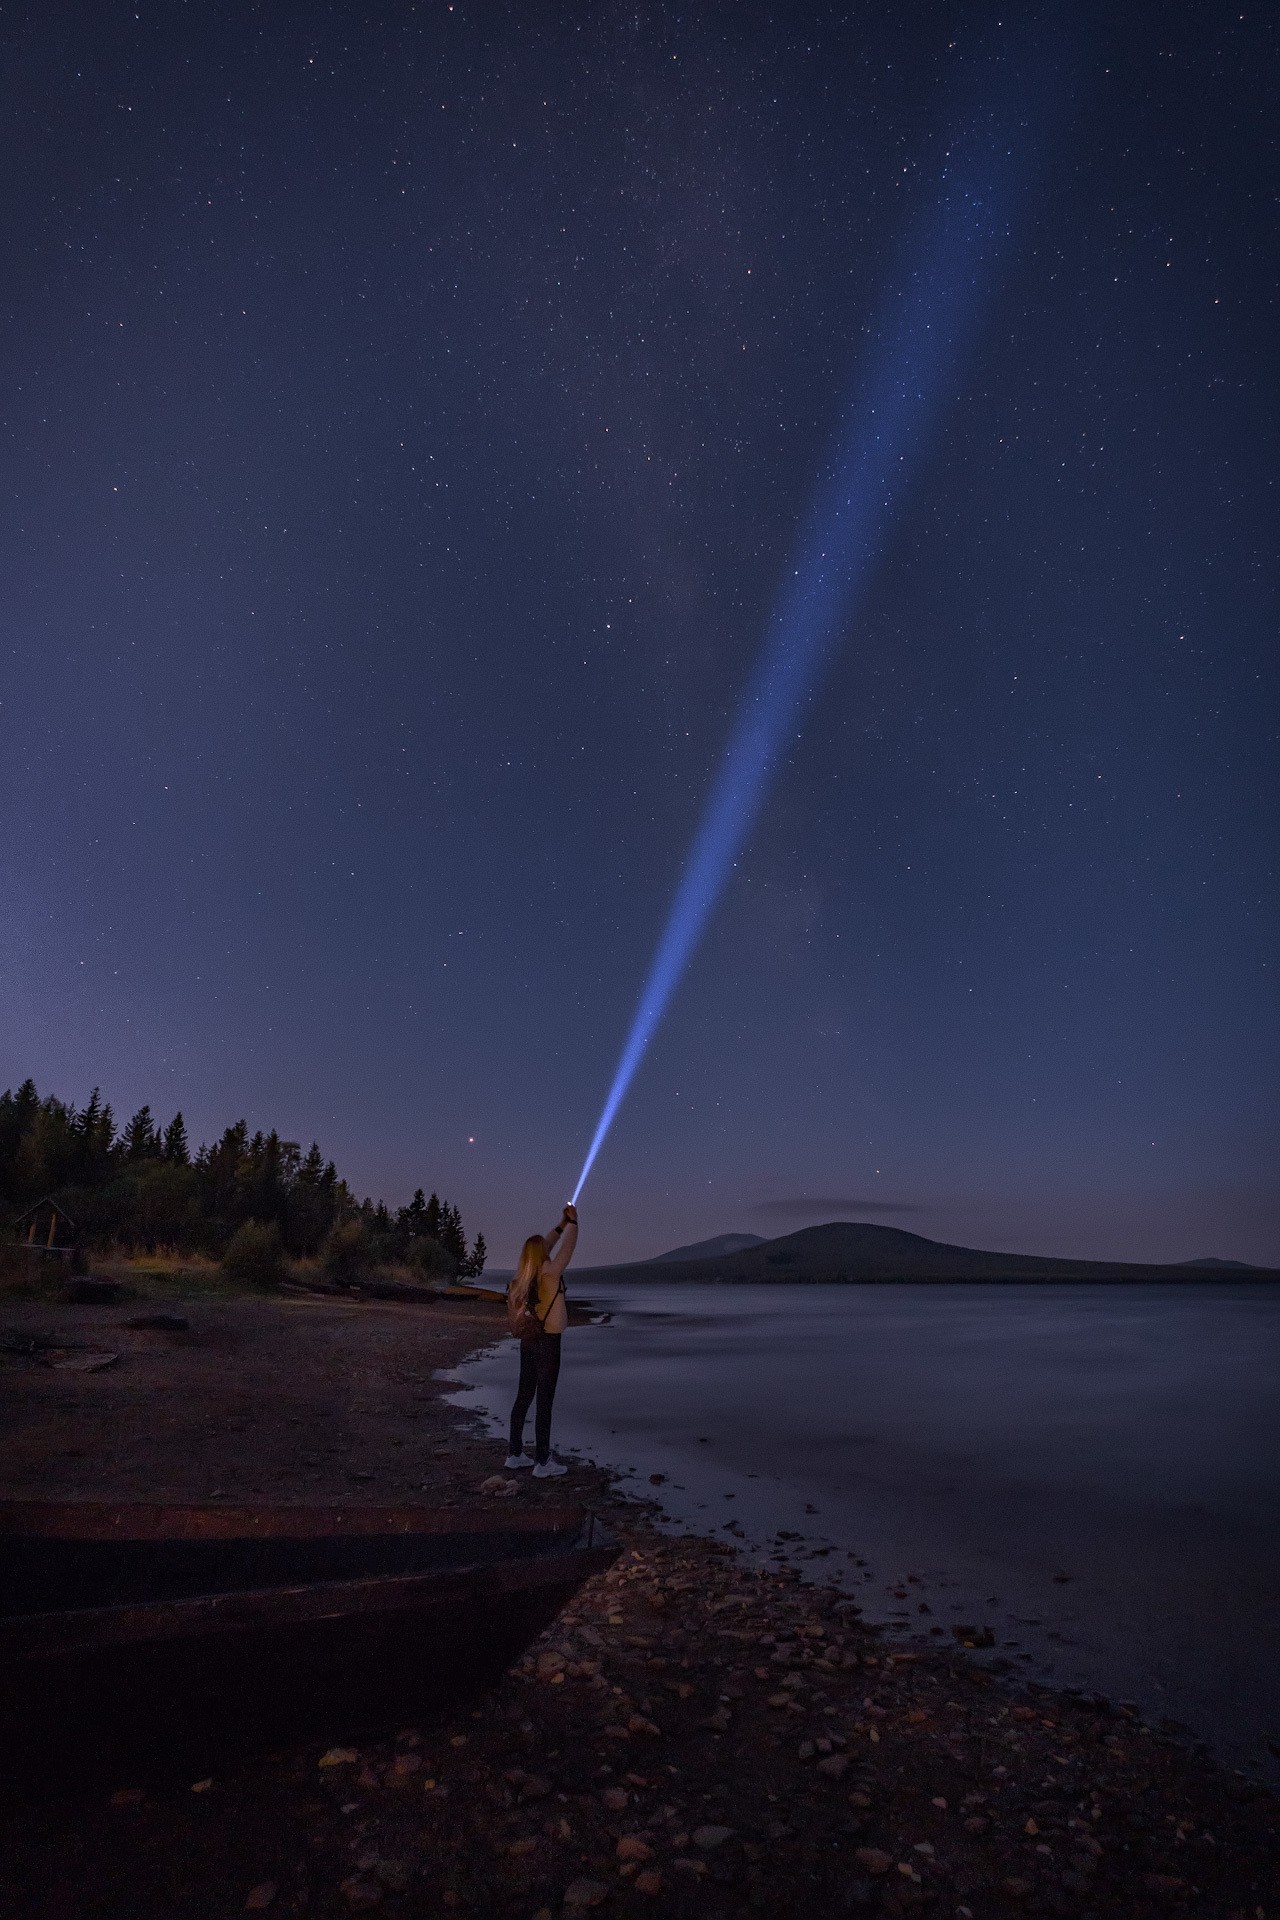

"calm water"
[451, 1282, 1280, 1776]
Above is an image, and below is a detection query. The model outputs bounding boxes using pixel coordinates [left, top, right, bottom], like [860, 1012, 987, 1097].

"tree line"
[0, 1079, 485, 1278]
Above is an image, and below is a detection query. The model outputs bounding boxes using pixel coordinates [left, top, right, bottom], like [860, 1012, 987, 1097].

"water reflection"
[453, 1282, 1280, 1777]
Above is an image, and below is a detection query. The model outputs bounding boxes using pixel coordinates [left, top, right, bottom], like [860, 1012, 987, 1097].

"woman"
[505, 1202, 578, 1477]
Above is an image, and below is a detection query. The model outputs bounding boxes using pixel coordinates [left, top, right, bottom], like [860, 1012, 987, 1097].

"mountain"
[650, 1232, 766, 1264]
[575, 1221, 1279, 1285]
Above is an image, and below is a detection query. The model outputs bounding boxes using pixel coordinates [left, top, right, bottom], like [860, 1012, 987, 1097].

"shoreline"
[2, 1289, 1277, 1917]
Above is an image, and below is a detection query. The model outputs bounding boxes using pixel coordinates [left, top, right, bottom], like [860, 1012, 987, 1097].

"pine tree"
[122, 1105, 159, 1160]
[438, 1201, 467, 1267]
[163, 1112, 190, 1165]
[74, 1088, 116, 1180]
[422, 1191, 442, 1242]
[399, 1188, 428, 1237]
[468, 1232, 487, 1278]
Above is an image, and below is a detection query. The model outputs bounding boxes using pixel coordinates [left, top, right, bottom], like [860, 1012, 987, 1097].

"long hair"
[513, 1234, 547, 1307]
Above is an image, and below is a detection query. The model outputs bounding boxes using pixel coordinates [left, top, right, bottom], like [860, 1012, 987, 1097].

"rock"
[339, 1877, 383, 1911]
[109, 1788, 145, 1807]
[816, 1753, 849, 1779]
[61, 1279, 126, 1304]
[319, 1748, 359, 1768]
[601, 1788, 629, 1811]
[522, 1774, 552, 1798]
[392, 1752, 420, 1776]
[1001, 1878, 1032, 1899]
[244, 1884, 276, 1910]
[634, 1870, 663, 1896]
[627, 1714, 659, 1735]
[691, 1824, 732, 1850]
[479, 1474, 518, 1496]
[562, 1878, 610, 1909]
[854, 1848, 893, 1876]
[616, 1836, 653, 1863]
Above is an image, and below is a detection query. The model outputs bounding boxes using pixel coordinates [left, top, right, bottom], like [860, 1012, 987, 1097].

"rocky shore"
[1, 1290, 1276, 1918]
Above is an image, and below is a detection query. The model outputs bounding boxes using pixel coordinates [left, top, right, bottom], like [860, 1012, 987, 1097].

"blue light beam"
[572, 89, 1048, 1204]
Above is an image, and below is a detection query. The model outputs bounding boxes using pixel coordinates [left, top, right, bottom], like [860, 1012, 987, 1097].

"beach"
[1, 1288, 1277, 1919]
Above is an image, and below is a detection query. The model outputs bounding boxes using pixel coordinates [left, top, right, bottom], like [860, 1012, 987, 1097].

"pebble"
[855, 1848, 893, 1875]
[562, 1878, 610, 1909]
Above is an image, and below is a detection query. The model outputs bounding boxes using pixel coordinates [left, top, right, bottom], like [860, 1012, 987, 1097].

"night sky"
[3, 4, 1276, 1268]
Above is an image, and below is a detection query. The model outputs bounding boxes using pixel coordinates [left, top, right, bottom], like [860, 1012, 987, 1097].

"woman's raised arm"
[545, 1218, 578, 1278]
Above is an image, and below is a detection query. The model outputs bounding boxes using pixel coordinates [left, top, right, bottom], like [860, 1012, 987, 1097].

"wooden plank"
[0, 1499, 587, 1541]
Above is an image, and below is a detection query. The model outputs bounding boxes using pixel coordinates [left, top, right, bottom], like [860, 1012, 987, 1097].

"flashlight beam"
[572, 81, 1050, 1205]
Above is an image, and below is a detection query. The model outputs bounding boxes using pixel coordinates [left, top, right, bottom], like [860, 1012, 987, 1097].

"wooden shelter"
[12, 1198, 76, 1256]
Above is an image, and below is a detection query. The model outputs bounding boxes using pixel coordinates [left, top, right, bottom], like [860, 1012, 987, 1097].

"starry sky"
[2, 3, 1276, 1268]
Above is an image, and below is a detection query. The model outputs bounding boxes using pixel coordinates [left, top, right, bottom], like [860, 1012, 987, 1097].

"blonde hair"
[513, 1234, 547, 1303]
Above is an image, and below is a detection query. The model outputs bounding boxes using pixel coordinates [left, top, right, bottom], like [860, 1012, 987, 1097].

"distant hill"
[575, 1221, 1278, 1286]
[650, 1232, 766, 1264]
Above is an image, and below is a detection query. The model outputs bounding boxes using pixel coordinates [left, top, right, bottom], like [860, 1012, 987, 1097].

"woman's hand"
[562, 1203, 578, 1226]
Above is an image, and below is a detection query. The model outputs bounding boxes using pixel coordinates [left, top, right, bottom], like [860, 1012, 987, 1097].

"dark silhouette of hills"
[650, 1232, 766, 1263]
[577, 1220, 1278, 1285]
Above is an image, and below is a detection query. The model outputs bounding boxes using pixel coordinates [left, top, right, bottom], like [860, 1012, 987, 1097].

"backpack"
[506, 1264, 553, 1340]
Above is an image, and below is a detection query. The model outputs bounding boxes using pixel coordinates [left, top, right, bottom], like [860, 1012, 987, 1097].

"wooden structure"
[0, 1499, 617, 1785]
[12, 1197, 75, 1256]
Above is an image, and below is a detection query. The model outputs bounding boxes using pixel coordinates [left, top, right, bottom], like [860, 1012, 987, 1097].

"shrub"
[407, 1234, 457, 1282]
[221, 1219, 286, 1290]
[321, 1217, 370, 1285]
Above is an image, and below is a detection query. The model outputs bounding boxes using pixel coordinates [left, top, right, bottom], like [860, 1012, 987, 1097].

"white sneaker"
[504, 1454, 534, 1469]
[532, 1459, 568, 1479]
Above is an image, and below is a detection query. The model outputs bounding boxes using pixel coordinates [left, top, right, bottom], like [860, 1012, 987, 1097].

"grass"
[0, 1244, 501, 1306]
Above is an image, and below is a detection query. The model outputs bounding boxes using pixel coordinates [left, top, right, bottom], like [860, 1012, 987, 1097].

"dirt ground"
[1, 1291, 1277, 1920]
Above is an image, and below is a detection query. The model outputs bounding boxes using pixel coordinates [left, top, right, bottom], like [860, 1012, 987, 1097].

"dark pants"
[508, 1333, 562, 1464]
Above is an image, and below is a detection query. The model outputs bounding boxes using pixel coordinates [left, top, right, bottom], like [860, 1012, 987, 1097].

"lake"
[451, 1281, 1280, 1778]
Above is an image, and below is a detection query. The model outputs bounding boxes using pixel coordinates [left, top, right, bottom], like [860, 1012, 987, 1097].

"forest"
[0, 1079, 486, 1279]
